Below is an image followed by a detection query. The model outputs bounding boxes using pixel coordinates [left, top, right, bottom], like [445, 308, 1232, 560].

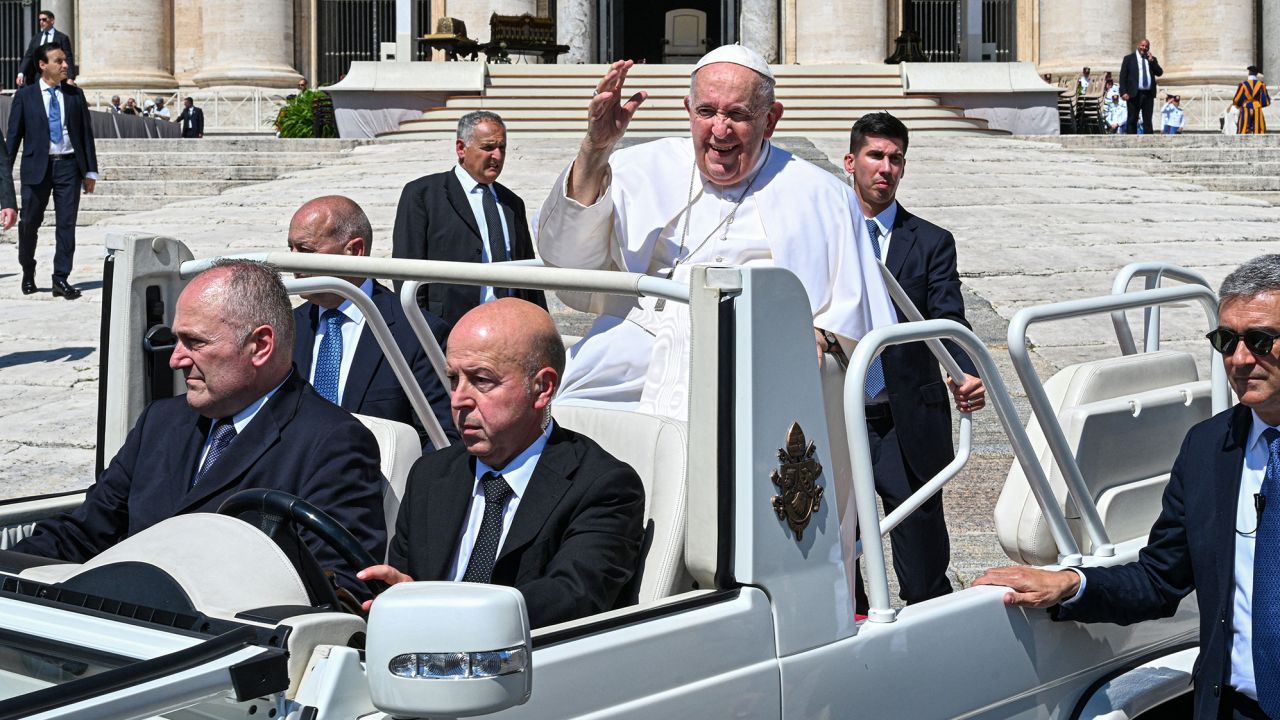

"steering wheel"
[217, 489, 389, 604]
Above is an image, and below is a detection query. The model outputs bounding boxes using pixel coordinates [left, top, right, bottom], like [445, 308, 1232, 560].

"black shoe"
[20, 274, 35, 295]
[51, 278, 81, 300]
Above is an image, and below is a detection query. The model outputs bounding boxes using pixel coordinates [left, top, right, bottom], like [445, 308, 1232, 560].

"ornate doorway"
[598, 0, 737, 63]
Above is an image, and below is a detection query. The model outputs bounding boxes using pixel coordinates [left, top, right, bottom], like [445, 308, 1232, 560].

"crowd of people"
[1052, 39, 1271, 135]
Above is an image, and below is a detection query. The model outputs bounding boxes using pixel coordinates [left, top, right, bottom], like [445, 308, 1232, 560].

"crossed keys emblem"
[770, 422, 824, 541]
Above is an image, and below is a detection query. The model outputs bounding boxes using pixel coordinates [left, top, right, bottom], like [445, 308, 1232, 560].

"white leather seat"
[551, 402, 692, 604]
[354, 414, 423, 557]
[995, 350, 1213, 565]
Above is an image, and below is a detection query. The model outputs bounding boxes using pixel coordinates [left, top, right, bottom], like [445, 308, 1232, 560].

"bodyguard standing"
[16, 10, 74, 88]
[6, 44, 98, 299]
[1119, 38, 1163, 135]
[844, 112, 985, 614]
[176, 97, 205, 139]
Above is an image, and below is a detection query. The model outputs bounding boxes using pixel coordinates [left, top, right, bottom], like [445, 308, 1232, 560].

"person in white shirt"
[1161, 94, 1185, 134]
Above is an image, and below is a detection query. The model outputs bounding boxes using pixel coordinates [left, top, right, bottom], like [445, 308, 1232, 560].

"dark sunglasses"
[1206, 327, 1280, 356]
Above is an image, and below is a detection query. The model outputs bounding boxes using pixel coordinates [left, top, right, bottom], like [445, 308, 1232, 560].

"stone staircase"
[1042, 134, 1280, 206]
[37, 137, 367, 225]
[381, 63, 1001, 139]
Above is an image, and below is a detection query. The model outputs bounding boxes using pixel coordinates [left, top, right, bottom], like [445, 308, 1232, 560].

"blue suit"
[1053, 403, 1254, 720]
[14, 369, 387, 597]
[5, 80, 97, 281]
[856, 203, 978, 613]
[292, 281, 456, 450]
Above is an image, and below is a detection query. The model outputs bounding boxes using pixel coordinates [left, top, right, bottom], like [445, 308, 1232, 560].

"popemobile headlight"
[366, 582, 532, 717]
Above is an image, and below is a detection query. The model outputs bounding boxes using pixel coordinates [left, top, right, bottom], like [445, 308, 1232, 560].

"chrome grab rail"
[1007, 284, 1226, 565]
[845, 319, 1077, 624]
[283, 277, 451, 451]
[397, 281, 451, 396]
[1109, 262, 1212, 355]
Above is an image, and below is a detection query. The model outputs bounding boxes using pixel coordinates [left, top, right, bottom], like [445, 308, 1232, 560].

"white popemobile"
[0, 235, 1221, 719]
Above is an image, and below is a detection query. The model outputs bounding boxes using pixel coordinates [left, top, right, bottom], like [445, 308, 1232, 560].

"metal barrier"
[91, 89, 290, 132]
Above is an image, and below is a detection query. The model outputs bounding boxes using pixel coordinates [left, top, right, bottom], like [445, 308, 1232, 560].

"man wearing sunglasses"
[976, 254, 1280, 719]
[16, 11, 74, 89]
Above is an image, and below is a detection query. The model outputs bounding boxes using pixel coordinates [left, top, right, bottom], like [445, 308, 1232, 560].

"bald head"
[453, 299, 565, 382]
[288, 195, 373, 307]
[446, 299, 563, 467]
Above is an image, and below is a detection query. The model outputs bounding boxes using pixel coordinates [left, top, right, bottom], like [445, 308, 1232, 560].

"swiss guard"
[1232, 65, 1270, 134]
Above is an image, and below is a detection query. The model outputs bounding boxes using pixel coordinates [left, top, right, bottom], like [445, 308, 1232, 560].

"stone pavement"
[2, 133, 1278, 591]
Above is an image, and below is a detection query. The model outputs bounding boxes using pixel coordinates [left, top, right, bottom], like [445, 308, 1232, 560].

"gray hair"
[204, 259, 295, 351]
[689, 66, 777, 113]
[457, 111, 506, 144]
[1219, 254, 1280, 304]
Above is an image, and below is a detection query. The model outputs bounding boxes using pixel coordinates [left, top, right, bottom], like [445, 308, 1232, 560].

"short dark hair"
[35, 42, 62, 67]
[849, 112, 910, 154]
[38, 10, 53, 21]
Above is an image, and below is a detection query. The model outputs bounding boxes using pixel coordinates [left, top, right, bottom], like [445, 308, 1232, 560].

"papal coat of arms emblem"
[770, 422, 824, 541]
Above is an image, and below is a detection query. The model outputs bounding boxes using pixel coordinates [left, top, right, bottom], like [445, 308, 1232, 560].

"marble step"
[1135, 160, 1280, 176]
[484, 77, 906, 92]
[1155, 175, 1280, 191]
[75, 179, 247, 196]
[1042, 135, 1280, 149]
[484, 63, 900, 78]
[405, 106, 966, 124]
[443, 95, 937, 110]
[92, 152, 350, 168]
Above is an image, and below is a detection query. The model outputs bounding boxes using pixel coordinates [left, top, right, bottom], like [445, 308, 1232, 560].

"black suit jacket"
[6, 80, 97, 185]
[176, 106, 204, 138]
[292, 282, 456, 449]
[1053, 404, 1254, 720]
[15, 370, 387, 596]
[388, 425, 645, 628]
[391, 168, 547, 327]
[1119, 51, 1163, 98]
[18, 28, 75, 85]
[881, 204, 978, 481]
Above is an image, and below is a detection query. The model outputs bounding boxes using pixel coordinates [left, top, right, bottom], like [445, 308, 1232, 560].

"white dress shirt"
[194, 373, 290, 474]
[447, 421, 555, 581]
[36, 77, 99, 180]
[452, 164, 513, 305]
[1136, 52, 1152, 90]
[307, 278, 374, 405]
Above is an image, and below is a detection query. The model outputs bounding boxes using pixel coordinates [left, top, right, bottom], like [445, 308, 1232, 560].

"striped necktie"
[193, 421, 236, 487]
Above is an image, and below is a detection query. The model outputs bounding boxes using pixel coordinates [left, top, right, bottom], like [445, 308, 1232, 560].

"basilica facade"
[27, 0, 1280, 91]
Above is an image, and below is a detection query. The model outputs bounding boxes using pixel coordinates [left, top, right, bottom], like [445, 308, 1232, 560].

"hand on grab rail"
[948, 373, 985, 413]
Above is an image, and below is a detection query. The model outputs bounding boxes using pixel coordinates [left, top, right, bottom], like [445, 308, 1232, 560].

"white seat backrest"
[551, 401, 691, 604]
[995, 350, 1212, 565]
[354, 414, 423, 557]
[664, 9, 707, 60]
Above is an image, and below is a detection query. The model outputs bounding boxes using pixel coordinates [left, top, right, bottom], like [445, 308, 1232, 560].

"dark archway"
[602, 0, 723, 64]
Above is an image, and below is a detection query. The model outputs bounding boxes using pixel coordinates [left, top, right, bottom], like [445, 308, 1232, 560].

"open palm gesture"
[585, 60, 648, 152]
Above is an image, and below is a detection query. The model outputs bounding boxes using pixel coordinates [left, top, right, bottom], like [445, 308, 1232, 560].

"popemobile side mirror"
[366, 582, 532, 718]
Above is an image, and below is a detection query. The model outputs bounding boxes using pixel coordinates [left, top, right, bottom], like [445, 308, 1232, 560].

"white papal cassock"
[538, 136, 896, 420]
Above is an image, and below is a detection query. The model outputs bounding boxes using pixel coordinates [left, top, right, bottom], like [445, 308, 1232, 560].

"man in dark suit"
[15, 260, 387, 598]
[16, 10, 74, 88]
[359, 298, 646, 627]
[176, 97, 204, 138]
[840, 112, 984, 613]
[977, 254, 1280, 720]
[287, 195, 455, 449]
[391, 110, 546, 327]
[6, 43, 97, 299]
[1119, 38, 1163, 135]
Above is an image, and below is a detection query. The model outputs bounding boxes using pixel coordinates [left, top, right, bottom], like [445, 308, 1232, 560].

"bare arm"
[566, 60, 647, 205]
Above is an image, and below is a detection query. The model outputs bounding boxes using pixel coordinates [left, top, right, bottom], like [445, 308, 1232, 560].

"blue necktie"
[863, 218, 887, 400]
[46, 87, 61, 146]
[462, 473, 513, 583]
[193, 421, 236, 487]
[1255, 427, 1280, 716]
[313, 308, 344, 404]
